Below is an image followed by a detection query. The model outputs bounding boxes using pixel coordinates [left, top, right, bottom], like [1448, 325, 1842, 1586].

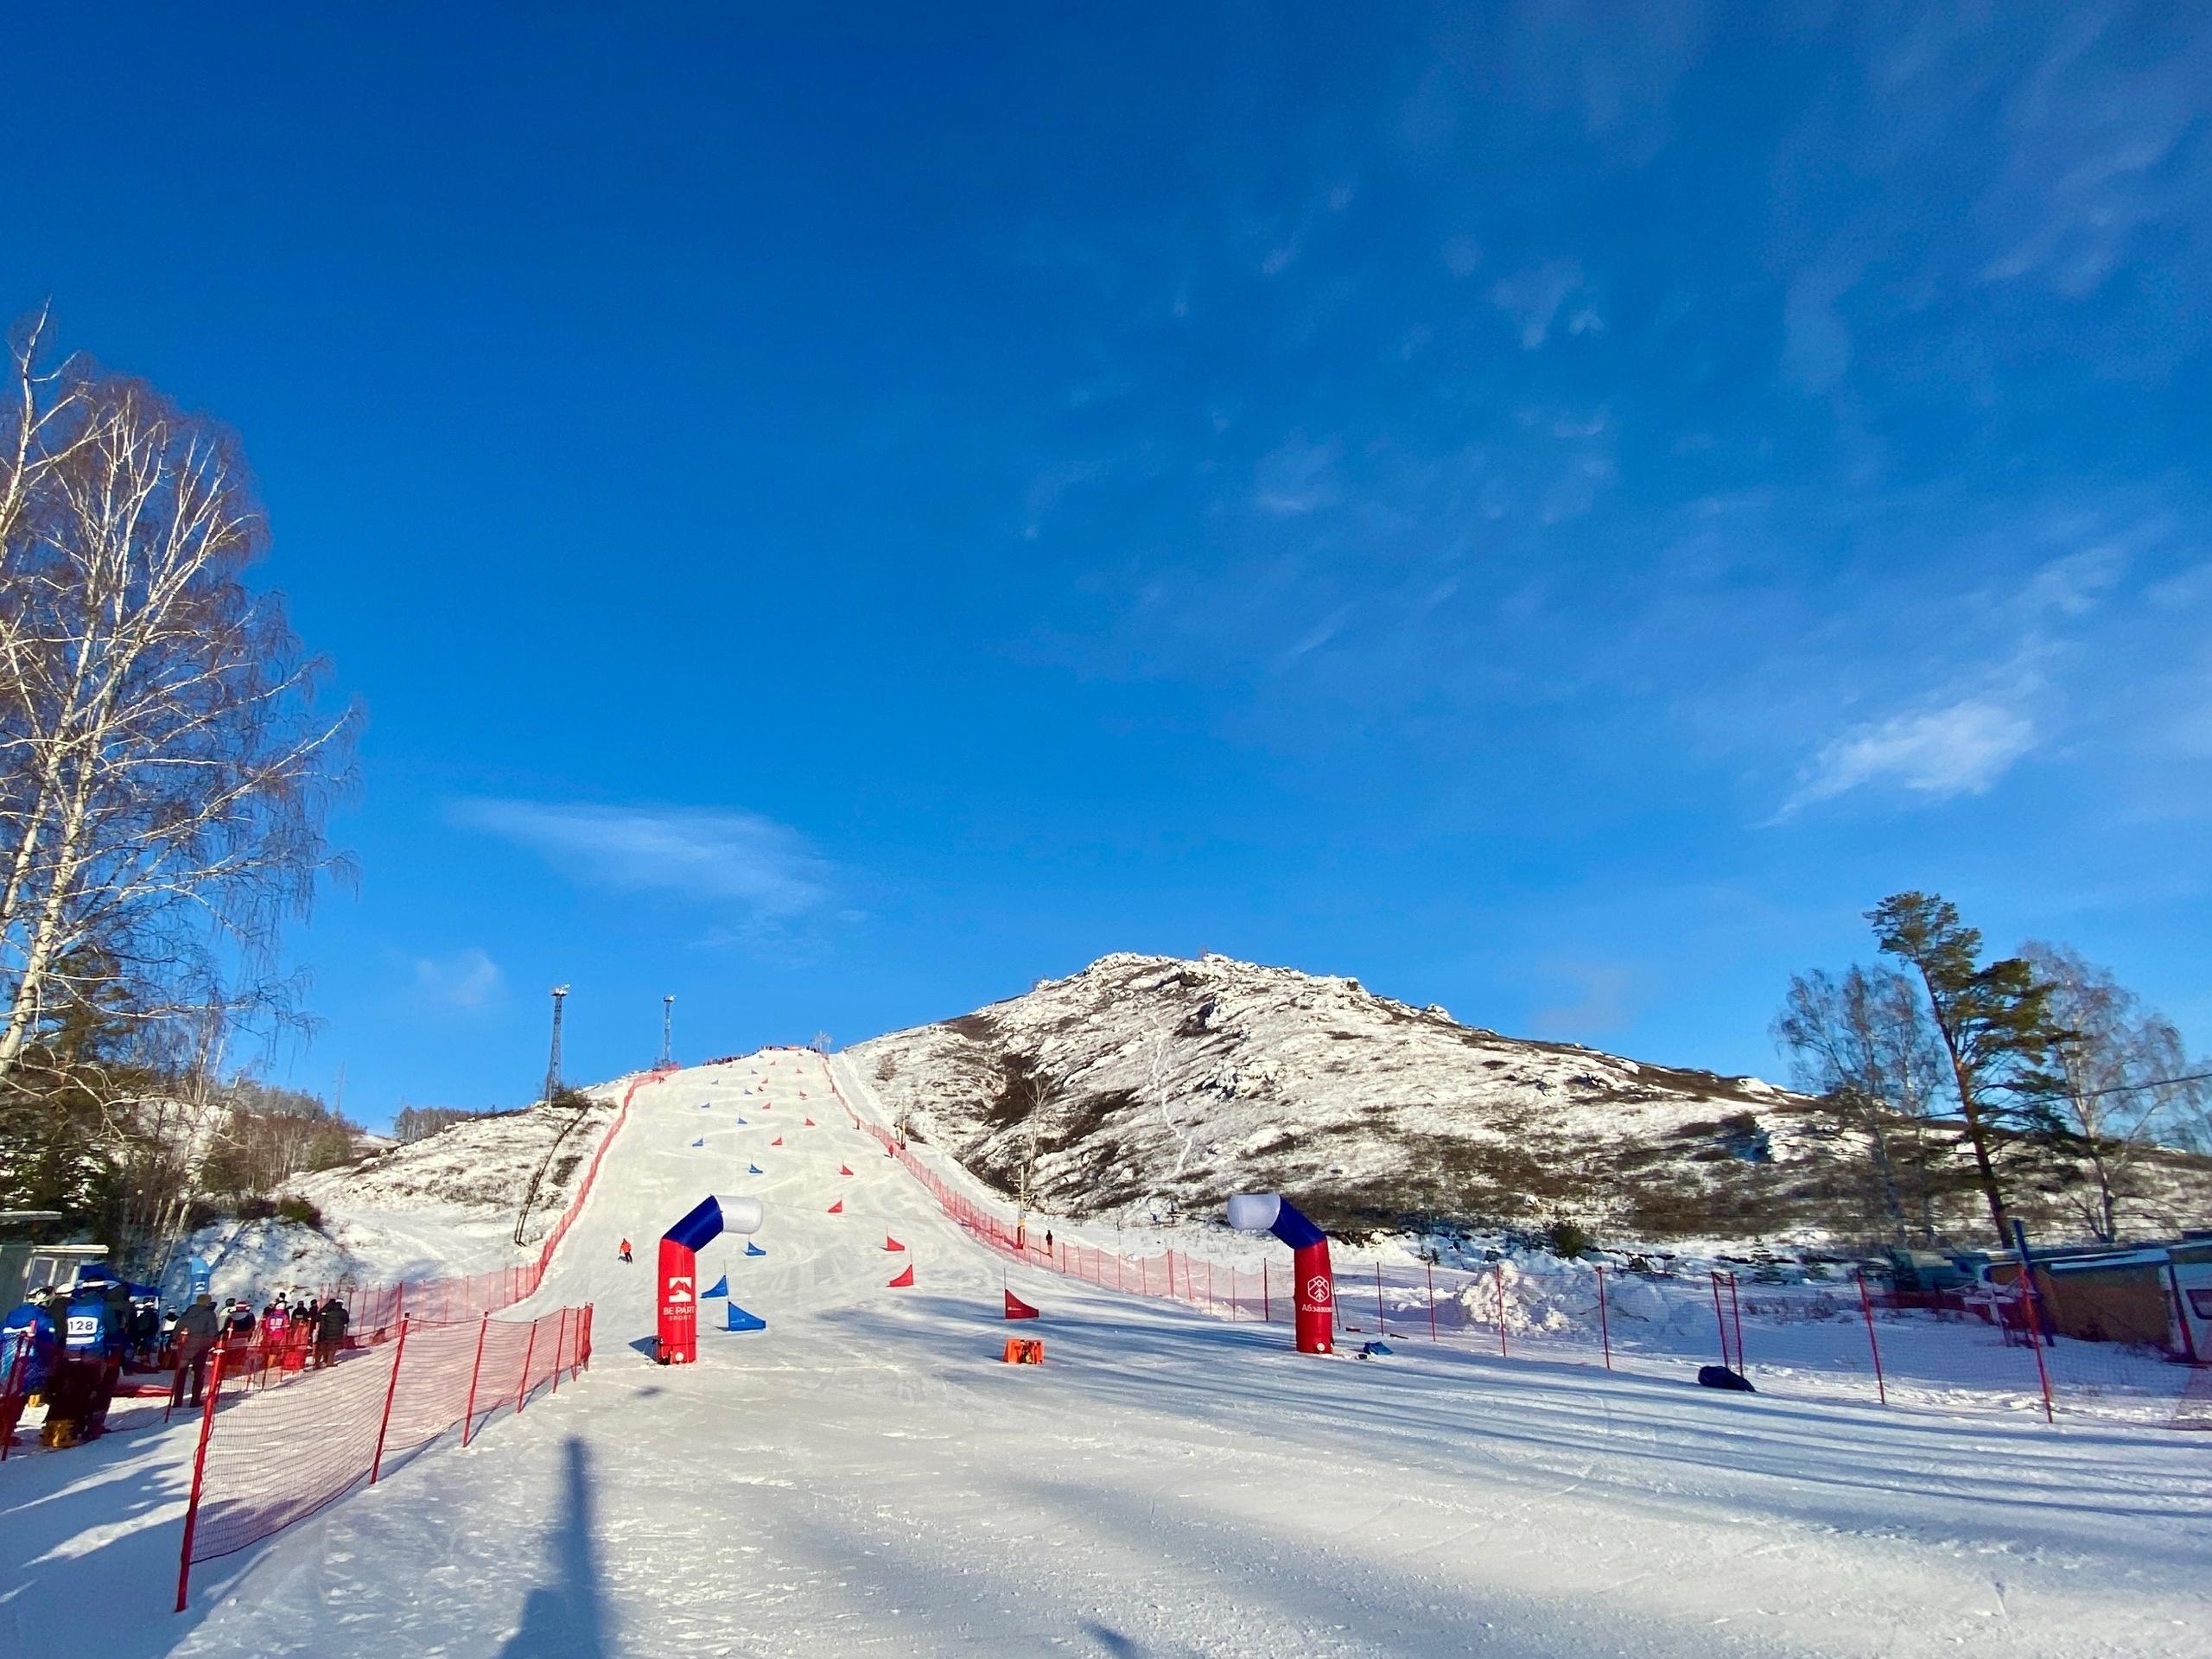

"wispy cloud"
[412, 947, 504, 1012]
[450, 799, 831, 918]
[1780, 698, 2037, 817]
[1490, 258, 1601, 349]
[1253, 434, 1344, 516]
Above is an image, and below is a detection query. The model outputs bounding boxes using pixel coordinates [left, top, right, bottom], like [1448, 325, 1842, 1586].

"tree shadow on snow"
[499, 1437, 610, 1659]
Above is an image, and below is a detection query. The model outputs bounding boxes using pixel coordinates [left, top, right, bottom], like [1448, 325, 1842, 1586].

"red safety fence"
[265, 1065, 673, 1340]
[167, 1068, 671, 1607]
[175, 1304, 593, 1608]
[823, 1058, 2212, 1431]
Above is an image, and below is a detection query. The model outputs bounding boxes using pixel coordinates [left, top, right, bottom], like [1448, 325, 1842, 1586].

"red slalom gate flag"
[838, 1165, 854, 1176]
[827, 1199, 844, 1214]
[886, 1236, 905, 1252]
[772, 1137, 784, 1147]
[804, 1117, 815, 1127]
[888, 1264, 915, 1288]
[1005, 1291, 1040, 1319]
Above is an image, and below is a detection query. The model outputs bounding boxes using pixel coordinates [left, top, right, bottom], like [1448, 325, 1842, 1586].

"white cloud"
[450, 799, 830, 918]
[1490, 258, 1592, 349]
[413, 947, 504, 1012]
[1253, 435, 1343, 516]
[1782, 698, 2037, 815]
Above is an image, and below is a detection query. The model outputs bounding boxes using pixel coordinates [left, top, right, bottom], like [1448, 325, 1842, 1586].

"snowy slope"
[149, 1083, 635, 1307]
[849, 953, 1825, 1243]
[849, 952, 2212, 1249]
[10, 1045, 2206, 1659]
[289, 1084, 628, 1236]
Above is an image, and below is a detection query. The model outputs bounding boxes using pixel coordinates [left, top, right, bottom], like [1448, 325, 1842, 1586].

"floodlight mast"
[544, 985, 570, 1104]
[660, 994, 675, 1069]
[511, 984, 576, 1246]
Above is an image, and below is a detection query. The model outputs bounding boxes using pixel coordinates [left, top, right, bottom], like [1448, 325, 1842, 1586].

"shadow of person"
[499, 1437, 609, 1658]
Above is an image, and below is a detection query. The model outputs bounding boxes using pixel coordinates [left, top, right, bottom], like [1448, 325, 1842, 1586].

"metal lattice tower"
[543, 984, 570, 1103]
[660, 994, 675, 1069]
[512, 983, 575, 1245]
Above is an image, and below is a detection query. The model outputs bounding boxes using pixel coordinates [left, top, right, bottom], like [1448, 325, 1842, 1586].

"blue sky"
[7, 5, 2209, 1128]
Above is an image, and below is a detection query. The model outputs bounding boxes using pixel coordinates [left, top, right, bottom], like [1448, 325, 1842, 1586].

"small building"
[1983, 1237, 2212, 1363]
[0, 1213, 111, 1310]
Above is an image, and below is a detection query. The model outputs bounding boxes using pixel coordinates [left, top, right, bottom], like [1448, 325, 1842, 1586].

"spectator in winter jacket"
[312, 1299, 349, 1368]
[223, 1301, 256, 1343]
[171, 1294, 219, 1408]
[1, 1292, 60, 1398]
[130, 1299, 161, 1366]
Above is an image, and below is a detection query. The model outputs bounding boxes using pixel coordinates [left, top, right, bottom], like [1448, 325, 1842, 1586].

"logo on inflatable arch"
[1226, 1192, 1336, 1357]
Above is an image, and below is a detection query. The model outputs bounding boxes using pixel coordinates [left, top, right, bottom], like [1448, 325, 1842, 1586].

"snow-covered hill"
[290, 1084, 625, 1233]
[849, 952, 1823, 1245]
[849, 951, 2212, 1249]
[162, 1083, 634, 1305]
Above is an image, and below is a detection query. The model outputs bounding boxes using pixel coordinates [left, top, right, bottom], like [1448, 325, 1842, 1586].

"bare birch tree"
[0, 320, 355, 1091]
[2022, 940, 2209, 1243]
[1773, 964, 1951, 1247]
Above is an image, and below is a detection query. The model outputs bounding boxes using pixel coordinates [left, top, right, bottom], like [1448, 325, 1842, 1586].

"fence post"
[1375, 1262, 1385, 1338]
[1496, 1262, 1508, 1357]
[1263, 1260, 1271, 1324]
[368, 1318, 410, 1485]
[1167, 1252, 1175, 1301]
[461, 1315, 490, 1447]
[2169, 1260, 2202, 1364]
[515, 1317, 539, 1415]
[580, 1305, 594, 1374]
[550, 1308, 569, 1395]
[1710, 1272, 1732, 1370]
[1854, 1270, 1887, 1406]
[1726, 1271, 1745, 1376]
[173, 1348, 226, 1612]
[1427, 1261, 1437, 1342]
[1596, 1263, 1611, 1370]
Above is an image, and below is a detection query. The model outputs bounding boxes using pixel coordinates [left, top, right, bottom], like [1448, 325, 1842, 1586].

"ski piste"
[3, 1046, 2207, 1657]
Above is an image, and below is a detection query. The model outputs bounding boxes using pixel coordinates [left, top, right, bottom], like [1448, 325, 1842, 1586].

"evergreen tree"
[1868, 892, 2065, 1242]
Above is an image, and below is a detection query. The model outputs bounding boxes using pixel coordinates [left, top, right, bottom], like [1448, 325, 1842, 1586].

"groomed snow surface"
[4, 1049, 2207, 1658]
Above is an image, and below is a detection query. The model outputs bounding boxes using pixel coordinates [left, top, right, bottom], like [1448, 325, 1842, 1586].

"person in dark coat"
[312, 1298, 350, 1368]
[1, 1290, 60, 1400]
[171, 1293, 219, 1408]
[130, 1298, 161, 1367]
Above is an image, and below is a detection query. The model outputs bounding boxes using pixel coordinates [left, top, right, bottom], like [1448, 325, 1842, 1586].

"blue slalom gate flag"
[744, 1241, 766, 1257]
[747, 1163, 763, 1174]
[691, 1136, 705, 1147]
[702, 1274, 728, 1299]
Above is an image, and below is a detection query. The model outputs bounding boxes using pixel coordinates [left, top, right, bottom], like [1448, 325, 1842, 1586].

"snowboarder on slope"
[619, 1238, 632, 1262]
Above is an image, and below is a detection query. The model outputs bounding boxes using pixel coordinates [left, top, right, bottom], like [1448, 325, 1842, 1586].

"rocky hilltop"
[848, 953, 1840, 1243]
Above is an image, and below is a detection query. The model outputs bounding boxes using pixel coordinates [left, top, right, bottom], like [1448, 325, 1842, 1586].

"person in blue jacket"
[57, 1275, 124, 1438]
[1, 1288, 61, 1399]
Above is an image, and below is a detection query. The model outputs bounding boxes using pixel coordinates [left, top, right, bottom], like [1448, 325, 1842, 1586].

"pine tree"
[1868, 892, 2064, 1243]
